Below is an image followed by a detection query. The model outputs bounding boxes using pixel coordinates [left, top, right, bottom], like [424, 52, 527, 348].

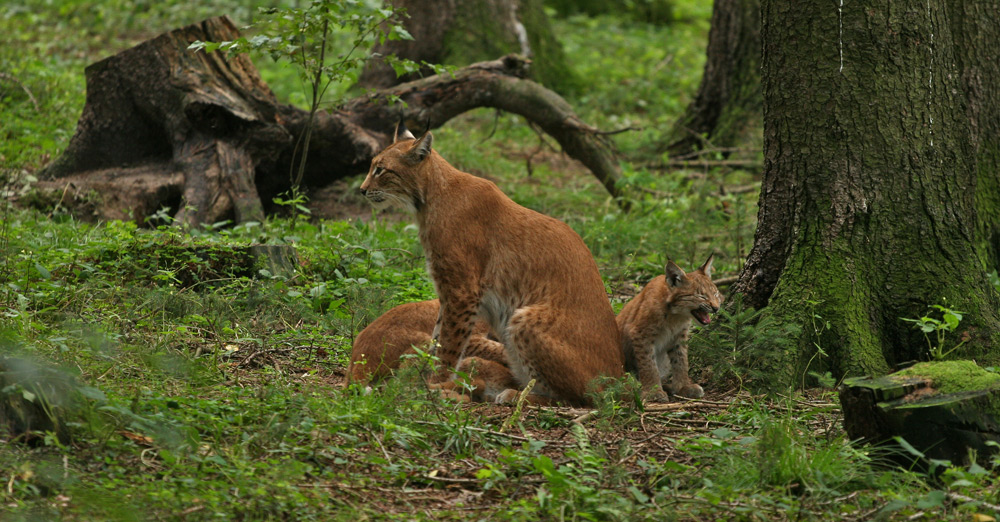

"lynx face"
[665, 261, 722, 326]
[359, 130, 432, 212]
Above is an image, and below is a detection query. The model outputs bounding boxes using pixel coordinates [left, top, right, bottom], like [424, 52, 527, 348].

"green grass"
[4, 0, 1000, 520]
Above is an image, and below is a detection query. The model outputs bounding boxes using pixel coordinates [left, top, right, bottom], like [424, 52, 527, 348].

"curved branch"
[344, 55, 625, 201]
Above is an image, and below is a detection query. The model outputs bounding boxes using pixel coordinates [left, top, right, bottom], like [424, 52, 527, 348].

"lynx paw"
[673, 383, 705, 399]
[643, 388, 670, 403]
[436, 389, 472, 403]
[494, 388, 520, 404]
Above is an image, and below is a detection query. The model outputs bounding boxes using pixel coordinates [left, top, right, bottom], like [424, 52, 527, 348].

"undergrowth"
[4, 0, 998, 520]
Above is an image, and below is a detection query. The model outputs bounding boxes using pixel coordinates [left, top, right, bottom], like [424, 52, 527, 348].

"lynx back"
[348, 299, 513, 402]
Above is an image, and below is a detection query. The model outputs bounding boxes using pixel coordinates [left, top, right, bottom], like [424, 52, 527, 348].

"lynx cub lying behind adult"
[347, 299, 516, 402]
[349, 256, 721, 403]
[617, 254, 721, 401]
[359, 128, 623, 406]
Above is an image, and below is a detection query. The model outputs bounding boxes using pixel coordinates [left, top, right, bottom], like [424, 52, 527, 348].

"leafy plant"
[189, 1, 420, 192]
[901, 301, 969, 360]
[688, 293, 801, 391]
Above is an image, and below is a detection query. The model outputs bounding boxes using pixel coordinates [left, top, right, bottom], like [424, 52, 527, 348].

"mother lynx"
[359, 128, 623, 405]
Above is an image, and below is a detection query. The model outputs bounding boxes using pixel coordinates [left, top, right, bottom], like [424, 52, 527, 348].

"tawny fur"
[350, 255, 720, 404]
[348, 299, 514, 402]
[617, 255, 722, 401]
[359, 130, 623, 406]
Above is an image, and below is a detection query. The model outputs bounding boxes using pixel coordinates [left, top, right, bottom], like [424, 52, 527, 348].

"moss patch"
[893, 360, 1000, 394]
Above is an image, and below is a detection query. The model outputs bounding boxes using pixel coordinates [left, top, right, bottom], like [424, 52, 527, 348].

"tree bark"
[949, 2, 1000, 274]
[730, 0, 1000, 389]
[357, 0, 577, 94]
[664, 0, 761, 157]
[34, 17, 620, 225]
[39, 16, 290, 226]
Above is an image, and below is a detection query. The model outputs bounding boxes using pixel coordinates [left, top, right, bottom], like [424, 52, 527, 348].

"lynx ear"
[404, 132, 433, 164]
[664, 260, 688, 287]
[698, 253, 715, 278]
[394, 121, 415, 142]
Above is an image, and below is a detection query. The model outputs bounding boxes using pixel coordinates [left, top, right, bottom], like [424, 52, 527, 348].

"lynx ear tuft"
[665, 260, 688, 287]
[699, 253, 714, 278]
[405, 131, 433, 164]
[394, 121, 415, 142]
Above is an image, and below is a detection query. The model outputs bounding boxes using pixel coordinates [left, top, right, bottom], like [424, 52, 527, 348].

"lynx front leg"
[665, 342, 704, 399]
[628, 336, 670, 403]
[430, 295, 479, 384]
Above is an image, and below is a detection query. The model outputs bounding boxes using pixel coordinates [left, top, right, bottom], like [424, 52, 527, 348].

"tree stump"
[34, 16, 623, 226]
[40, 16, 291, 227]
[839, 361, 1000, 467]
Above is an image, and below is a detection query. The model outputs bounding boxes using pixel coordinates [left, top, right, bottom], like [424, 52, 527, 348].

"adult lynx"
[359, 128, 623, 405]
[617, 254, 721, 401]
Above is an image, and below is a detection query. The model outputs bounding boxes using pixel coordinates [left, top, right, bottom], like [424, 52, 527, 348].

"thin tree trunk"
[664, 0, 761, 156]
[358, 0, 576, 93]
[731, 0, 1000, 388]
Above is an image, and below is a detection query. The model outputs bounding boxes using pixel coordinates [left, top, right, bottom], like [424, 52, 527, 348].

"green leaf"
[627, 486, 649, 504]
[915, 490, 946, 509]
[77, 386, 106, 401]
[34, 262, 50, 280]
[893, 436, 926, 458]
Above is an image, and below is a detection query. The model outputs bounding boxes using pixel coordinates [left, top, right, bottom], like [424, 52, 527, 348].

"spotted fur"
[617, 255, 722, 401]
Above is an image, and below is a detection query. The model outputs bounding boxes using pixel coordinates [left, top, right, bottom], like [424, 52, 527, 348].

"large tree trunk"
[664, 0, 761, 157]
[951, 2, 1000, 274]
[730, 0, 1000, 389]
[357, 0, 577, 94]
[34, 17, 620, 225]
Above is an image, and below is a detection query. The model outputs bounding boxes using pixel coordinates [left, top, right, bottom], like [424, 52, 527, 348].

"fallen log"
[33, 16, 623, 226]
[839, 360, 1000, 468]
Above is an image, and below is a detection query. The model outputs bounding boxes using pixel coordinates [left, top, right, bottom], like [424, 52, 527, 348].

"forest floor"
[3, 0, 1000, 520]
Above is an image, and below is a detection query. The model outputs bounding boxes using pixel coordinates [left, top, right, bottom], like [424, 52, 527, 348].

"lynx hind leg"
[503, 305, 607, 406]
[665, 344, 704, 399]
[463, 335, 508, 366]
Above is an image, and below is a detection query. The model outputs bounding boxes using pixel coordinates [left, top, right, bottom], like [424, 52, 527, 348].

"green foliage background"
[2, 0, 999, 520]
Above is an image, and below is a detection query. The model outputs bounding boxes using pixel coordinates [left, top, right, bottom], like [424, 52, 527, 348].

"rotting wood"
[840, 361, 1000, 467]
[32, 16, 624, 226]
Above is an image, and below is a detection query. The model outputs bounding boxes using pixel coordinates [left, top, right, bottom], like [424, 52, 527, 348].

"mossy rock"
[0, 356, 106, 445]
[839, 360, 1000, 467]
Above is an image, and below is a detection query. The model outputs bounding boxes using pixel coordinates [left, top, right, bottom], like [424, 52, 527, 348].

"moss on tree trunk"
[733, 0, 1000, 390]
[949, 2, 1000, 274]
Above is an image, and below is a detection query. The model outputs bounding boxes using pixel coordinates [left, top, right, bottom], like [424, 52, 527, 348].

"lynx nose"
[359, 186, 368, 196]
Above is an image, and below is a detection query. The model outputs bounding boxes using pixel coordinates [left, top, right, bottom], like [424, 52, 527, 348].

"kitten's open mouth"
[691, 309, 712, 325]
